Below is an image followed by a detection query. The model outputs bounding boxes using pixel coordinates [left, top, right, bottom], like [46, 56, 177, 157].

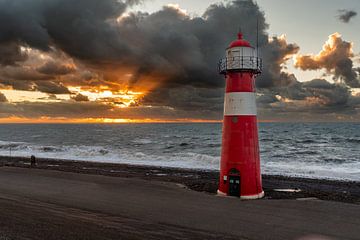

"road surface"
[0, 167, 359, 240]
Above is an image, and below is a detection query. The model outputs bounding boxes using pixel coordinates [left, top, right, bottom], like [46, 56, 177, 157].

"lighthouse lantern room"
[217, 32, 264, 199]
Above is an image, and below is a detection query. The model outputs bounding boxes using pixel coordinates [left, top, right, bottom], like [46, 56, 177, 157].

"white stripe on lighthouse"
[224, 92, 257, 116]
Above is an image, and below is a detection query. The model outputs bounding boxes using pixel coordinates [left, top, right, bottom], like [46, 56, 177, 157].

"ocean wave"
[206, 143, 221, 147]
[1, 122, 359, 181]
[263, 160, 360, 181]
[260, 138, 273, 142]
[40, 146, 63, 152]
[347, 138, 360, 144]
[296, 139, 316, 144]
[293, 150, 319, 155]
[2, 143, 359, 181]
[323, 158, 347, 164]
[131, 138, 153, 144]
[0, 141, 28, 150]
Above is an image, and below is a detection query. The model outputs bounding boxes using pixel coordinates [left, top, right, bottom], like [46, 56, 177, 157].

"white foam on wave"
[0, 141, 220, 170]
[1, 141, 359, 181]
[262, 160, 360, 181]
[131, 138, 153, 144]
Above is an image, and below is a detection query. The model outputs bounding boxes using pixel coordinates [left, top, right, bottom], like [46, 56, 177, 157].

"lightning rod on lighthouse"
[217, 31, 264, 199]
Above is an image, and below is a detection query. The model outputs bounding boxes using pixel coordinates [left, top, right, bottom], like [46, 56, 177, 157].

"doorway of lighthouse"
[228, 168, 241, 197]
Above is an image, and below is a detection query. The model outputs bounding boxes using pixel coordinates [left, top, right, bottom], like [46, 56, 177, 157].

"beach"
[0, 156, 359, 240]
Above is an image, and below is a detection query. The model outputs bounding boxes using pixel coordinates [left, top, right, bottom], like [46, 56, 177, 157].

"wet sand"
[0, 156, 360, 239]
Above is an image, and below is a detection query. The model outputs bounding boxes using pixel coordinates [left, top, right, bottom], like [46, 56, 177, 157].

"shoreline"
[1, 155, 360, 204]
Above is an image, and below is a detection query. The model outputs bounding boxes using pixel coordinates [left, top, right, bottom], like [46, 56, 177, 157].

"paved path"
[0, 167, 359, 240]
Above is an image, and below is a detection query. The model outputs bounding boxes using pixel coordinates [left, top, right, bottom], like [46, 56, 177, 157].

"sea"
[0, 123, 359, 181]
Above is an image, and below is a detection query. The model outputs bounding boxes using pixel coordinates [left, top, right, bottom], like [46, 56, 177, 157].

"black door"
[229, 175, 241, 197]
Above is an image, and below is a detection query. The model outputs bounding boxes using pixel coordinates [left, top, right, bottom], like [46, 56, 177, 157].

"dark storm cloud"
[0, 42, 27, 66]
[71, 93, 89, 102]
[258, 36, 300, 88]
[0, 92, 7, 102]
[36, 61, 76, 75]
[338, 10, 357, 23]
[0, 64, 71, 94]
[138, 1, 299, 109]
[0, 79, 33, 91]
[141, 86, 224, 113]
[0, 0, 359, 120]
[0, 0, 128, 55]
[0, 66, 53, 81]
[5, 0, 277, 112]
[0, 0, 271, 89]
[34, 81, 70, 94]
[119, 0, 270, 89]
[0, 0, 309, 98]
[302, 79, 350, 107]
[257, 78, 360, 121]
[0, 0, 356, 91]
[0, 77, 71, 94]
[0, 0, 147, 95]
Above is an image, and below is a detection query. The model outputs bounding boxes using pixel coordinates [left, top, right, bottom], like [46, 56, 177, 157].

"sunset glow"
[0, 0, 359, 123]
[68, 87, 145, 107]
[0, 117, 222, 124]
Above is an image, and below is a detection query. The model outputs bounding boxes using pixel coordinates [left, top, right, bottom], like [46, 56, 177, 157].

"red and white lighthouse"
[217, 32, 264, 199]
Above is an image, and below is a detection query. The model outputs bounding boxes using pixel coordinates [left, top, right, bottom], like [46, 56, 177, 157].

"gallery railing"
[218, 56, 262, 74]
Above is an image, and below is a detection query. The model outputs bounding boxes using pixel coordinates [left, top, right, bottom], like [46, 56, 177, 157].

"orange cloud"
[294, 33, 359, 87]
[294, 33, 354, 71]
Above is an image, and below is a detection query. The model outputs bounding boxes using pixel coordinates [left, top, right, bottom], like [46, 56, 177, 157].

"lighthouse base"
[217, 190, 265, 200]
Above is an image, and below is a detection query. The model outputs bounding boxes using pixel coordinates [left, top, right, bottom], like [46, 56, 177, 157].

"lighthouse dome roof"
[228, 33, 252, 48]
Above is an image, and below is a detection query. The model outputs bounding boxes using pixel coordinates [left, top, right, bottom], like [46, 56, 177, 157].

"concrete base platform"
[217, 190, 265, 200]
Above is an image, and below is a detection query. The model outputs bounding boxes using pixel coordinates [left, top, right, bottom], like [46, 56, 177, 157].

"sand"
[0, 156, 360, 240]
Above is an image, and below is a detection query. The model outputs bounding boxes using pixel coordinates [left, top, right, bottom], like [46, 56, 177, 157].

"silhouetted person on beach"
[30, 155, 36, 168]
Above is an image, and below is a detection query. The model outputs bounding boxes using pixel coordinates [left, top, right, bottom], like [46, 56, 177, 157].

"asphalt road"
[0, 167, 359, 240]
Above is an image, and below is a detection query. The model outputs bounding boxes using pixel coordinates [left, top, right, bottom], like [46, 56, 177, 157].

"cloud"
[0, 65, 71, 94]
[0, 66, 53, 81]
[0, 47, 76, 94]
[71, 93, 89, 102]
[141, 86, 224, 113]
[0, 42, 28, 66]
[295, 33, 360, 87]
[257, 79, 360, 122]
[0, 0, 359, 121]
[0, 0, 311, 94]
[338, 10, 357, 23]
[37, 61, 76, 75]
[0, 92, 7, 102]
[259, 35, 300, 88]
[0, 0, 270, 90]
[34, 81, 70, 94]
[302, 79, 350, 107]
[0, 100, 221, 120]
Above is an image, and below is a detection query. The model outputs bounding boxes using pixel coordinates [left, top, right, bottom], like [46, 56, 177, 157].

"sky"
[0, 0, 359, 123]
[136, 0, 360, 82]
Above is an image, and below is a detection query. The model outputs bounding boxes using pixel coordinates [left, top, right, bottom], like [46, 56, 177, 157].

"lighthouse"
[217, 32, 264, 199]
